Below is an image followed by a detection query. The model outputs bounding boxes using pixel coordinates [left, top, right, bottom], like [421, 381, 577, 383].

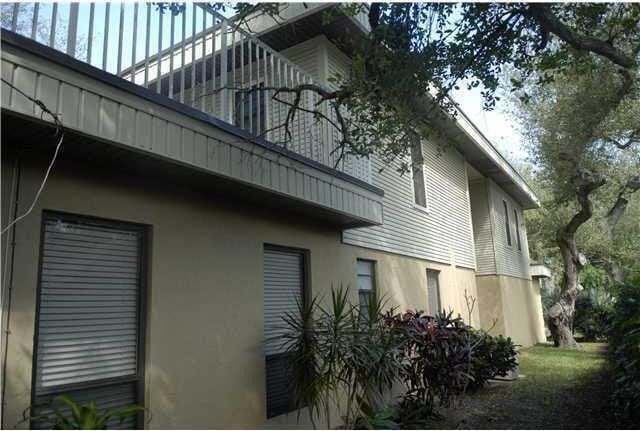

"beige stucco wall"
[1, 152, 478, 429]
[475, 274, 546, 347]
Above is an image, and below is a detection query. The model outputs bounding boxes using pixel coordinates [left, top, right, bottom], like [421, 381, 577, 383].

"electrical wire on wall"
[0, 78, 65, 235]
[0, 78, 64, 425]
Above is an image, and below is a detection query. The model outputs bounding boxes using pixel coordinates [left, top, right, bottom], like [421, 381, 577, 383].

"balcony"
[1, 2, 370, 180]
[0, 2, 383, 227]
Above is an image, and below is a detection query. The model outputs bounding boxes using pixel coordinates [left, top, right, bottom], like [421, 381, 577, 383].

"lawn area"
[423, 342, 619, 429]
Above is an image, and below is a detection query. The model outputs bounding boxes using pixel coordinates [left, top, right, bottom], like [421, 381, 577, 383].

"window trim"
[503, 200, 512, 247]
[426, 268, 441, 316]
[356, 258, 377, 316]
[263, 243, 311, 305]
[513, 208, 522, 251]
[31, 210, 150, 429]
[410, 141, 429, 212]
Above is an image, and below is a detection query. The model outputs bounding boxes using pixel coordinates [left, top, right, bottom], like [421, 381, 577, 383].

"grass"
[421, 342, 620, 429]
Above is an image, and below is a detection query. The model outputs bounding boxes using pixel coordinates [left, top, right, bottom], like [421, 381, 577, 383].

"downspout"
[1, 156, 21, 428]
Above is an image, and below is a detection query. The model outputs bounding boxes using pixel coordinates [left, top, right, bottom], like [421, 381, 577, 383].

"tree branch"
[606, 175, 640, 228]
[562, 167, 606, 237]
[527, 4, 636, 70]
[607, 127, 640, 149]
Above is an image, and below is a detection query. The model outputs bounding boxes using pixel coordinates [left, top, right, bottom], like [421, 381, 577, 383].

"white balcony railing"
[0, 2, 370, 182]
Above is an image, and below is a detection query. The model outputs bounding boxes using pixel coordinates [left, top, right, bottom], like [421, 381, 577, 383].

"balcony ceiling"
[1, 112, 377, 229]
[257, 5, 364, 54]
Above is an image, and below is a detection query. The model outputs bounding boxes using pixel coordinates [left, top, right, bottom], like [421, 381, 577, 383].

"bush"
[467, 330, 518, 391]
[281, 287, 402, 429]
[383, 309, 518, 421]
[282, 289, 519, 428]
[384, 310, 471, 421]
[574, 294, 613, 341]
[574, 265, 615, 341]
[608, 279, 640, 425]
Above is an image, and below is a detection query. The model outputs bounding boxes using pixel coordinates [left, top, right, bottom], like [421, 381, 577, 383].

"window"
[263, 245, 307, 418]
[426, 269, 441, 316]
[410, 141, 427, 208]
[514, 208, 522, 251]
[503, 200, 512, 246]
[357, 259, 376, 317]
[32, 213, 147, 429]
[235, 82, 266, 136]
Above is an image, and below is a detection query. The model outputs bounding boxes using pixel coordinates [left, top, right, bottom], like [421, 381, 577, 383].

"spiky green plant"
[280, 285, 402, 429]
[22, 395, 144, 430]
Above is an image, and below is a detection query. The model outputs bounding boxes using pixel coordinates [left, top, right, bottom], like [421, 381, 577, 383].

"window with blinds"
[263, 246, 306, 419]
[357, 259, 376, 318]
[426, 269, 441, 316]
[32, 213, 146, 429]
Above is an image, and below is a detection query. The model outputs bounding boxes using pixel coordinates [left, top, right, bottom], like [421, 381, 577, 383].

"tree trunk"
[548, 232, 581, 347]
[548, 168, 604, 348]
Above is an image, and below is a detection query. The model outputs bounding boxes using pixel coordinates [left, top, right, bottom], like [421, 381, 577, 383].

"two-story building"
[1, 3, 546, 428]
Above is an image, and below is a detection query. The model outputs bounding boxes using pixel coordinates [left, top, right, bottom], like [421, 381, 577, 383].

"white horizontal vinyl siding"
[489, 180, 531, 279]
[281, 38, 322, 84]
[344, 141, 476, 269]
[469, 179, 497, 275]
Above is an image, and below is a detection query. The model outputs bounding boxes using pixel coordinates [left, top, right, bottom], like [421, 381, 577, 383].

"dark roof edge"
[1, 29, 384, 197]
[452, 101, 539, 207]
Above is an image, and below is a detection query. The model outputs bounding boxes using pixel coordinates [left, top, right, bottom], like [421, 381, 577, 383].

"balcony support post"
[67, 3, 79, 57]
[220, 18, 230, 122]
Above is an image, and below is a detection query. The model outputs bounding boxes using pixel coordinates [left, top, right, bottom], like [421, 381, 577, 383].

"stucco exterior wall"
[475, 275, 546, 347]
[1, 152, 478, 429]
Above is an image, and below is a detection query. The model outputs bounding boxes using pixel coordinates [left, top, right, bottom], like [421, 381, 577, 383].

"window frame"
[502, 200, 512, 247]
[31, 210, 150, 429]
[410, 140, 429, 211]
[356, 259, 377, 318]
[426, 268, 442, 316]
[263, 243, 310, 419]
[513, 208, 522, 251]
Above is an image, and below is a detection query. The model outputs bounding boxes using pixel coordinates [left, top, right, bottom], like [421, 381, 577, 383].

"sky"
[452, 82, 528, 166]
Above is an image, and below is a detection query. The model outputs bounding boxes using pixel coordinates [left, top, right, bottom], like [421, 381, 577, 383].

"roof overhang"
[238, 3, 367, 53]
[442, 104, 540, 209]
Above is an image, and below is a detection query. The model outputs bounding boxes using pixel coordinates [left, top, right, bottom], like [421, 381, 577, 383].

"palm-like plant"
[23, 395, 145, 430]
[280, 286, 402, 429]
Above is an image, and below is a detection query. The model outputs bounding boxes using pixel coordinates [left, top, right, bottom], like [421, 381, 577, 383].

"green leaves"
[22, 395, 145, 430]
[281, 285, 402, 428]
[609, 278, 640, 424]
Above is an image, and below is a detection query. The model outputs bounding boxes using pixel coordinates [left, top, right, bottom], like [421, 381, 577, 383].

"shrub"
[383, 310, 517, 420]
[280, 287, 402, 429]
[281, 288, 519, 428]
[608, 279, 640, 425]
[384, 309, 471, 420]
[467, 331, 518, 391]
[574, 294, 613, 341]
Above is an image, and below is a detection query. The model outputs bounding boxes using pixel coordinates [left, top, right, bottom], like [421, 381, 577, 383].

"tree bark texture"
[548, 234, 580, 348]
[549, 169, 605, 347]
